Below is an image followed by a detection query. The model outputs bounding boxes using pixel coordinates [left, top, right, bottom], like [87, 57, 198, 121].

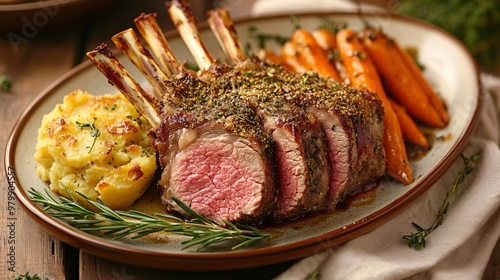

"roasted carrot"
[312, 28, 337, 51]
[361, 28, 445, 128]
[256, 49, 282, 65]
[280, 41, 307, 73]
[394, 42, 450, 125]
[389, 98, 430, 148]
[337, 28, 413, 185]
[290, 29, 341, 81]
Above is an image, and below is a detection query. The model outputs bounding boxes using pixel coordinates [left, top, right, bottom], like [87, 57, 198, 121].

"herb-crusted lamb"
[86, 0, 386, 225]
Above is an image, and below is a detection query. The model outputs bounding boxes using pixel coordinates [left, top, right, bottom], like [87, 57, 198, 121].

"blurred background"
[1, 0, 498, 73]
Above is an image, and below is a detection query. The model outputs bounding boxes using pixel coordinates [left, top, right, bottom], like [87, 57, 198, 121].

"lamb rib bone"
[111, 28, 169, 101]
[167, 0, 215, 70]
[90, 6, 277, 224]
[134, 13, 180, 76]
[88, 45, 277, 226]
[206, 8, 246, 64]
[86, 44, 161, 129]
[86, 2, 386, 224]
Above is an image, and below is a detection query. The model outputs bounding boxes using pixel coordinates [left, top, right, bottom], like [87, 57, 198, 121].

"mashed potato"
[34, 89, 157, 209]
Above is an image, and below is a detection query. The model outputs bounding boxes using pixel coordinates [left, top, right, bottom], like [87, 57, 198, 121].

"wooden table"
[0, 1, 498, 279]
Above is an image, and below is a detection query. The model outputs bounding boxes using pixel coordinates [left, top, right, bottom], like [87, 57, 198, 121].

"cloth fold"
[274, 75, 500, 280]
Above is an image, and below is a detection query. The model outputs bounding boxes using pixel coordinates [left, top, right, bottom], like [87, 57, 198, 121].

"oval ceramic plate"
[5, 11, 479, 270]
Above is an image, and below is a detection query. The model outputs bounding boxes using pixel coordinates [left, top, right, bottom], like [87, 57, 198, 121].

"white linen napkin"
[273, 74, 500, 280]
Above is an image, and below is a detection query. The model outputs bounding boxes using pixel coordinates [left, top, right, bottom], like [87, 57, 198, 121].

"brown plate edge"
[4, 11, 481, 271]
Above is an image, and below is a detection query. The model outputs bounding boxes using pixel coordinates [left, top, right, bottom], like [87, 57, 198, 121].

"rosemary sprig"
[28, 187, 271, 251]
[13, 272, 41, 280]
[402, 152, 480, 250]
[76, 119, 101, 154]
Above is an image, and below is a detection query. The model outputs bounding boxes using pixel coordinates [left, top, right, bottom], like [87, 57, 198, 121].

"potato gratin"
[34, 89, 156, 209]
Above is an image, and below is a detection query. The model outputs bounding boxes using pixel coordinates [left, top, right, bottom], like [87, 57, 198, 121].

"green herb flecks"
[13, 272, 41, 280]
[317, 17, 348, 35]
[402, 152, 480, 250]
[28, 187, 271, 252]
[306, 271, 320, 280]
[248, 26, 289, 49]
[126, 115, 137, 122]
[76, 118, 101, 154]
[1, 75, 12, 92]
[105, 104, 117, 110]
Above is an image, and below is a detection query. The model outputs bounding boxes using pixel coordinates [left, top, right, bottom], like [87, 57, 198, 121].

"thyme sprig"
[28, 187, 271, 251]
[248, 26, 290, 49]
[76, 119, 101, 154]
[402, 152, 480, 250]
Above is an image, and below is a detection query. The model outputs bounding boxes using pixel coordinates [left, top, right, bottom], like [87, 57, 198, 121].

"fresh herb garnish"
[126, 115, 137, 122]
[28, 187, 271, 251]
[185, 62, 200, 71]
[248, 26, 289, 49]
[300, 74, 309, 85]
[306, 271, 320, 280]
[316, 17, 348, 35]
[13, 272, 41, 280]
[104, 104, 117, 110]
[402, 152, 480, 250]
[1, 75, 12, 92]
[76, 119, 101, 154]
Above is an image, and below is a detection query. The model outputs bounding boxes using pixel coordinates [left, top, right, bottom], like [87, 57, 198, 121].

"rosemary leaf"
[402, 152, 480, 250]
[28, 187, 271, 251]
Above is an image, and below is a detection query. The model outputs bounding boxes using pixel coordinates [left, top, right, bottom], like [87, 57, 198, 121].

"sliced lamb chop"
[86, 2, 386, 225]
[104, 14, 276, 225]
[205, 7, 385, 210]
[152, 74, 277, 225]
[207, 8, 330, 221]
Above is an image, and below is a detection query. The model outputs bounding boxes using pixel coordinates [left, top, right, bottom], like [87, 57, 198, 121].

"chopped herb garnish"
[300, 74, 309, 85]
[105, 104, 117, 110]
[248, 26, 289, 49]
[126, 115, 137, 122]
[76, 119, 101, 154]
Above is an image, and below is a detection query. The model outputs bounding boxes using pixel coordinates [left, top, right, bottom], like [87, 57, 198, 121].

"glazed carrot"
[290, 29, 341, 81]
[256, 49, 282, 65]
[337, 28, 413, 185]
[280, 41, 308, 73]
[312, 28, 337, 51]
[394, 42, 449, 125]
[389, 98, 430, 148]
[361, 28, 445, 128]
